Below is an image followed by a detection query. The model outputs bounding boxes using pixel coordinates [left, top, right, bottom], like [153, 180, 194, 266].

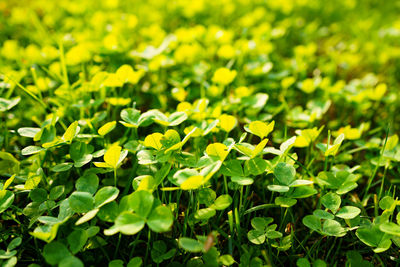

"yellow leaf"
[24, 175, 41, 189]
[294, 136, 308, 147]
[248, 121, 274, 139]
[3, 174, 15, 190]
[172, 87, 187, 102]
[163, 130, 180, 143]
[62, 121, 79, 142]
[104, 145, 121, 168]
[206, 143, 229, 161]
[234, 144, 254, 157]
[137, 175, 156, 192]
[385, 134, 398, 151]
[106, 97, 131, 106]
[184, 126, 202, 137]
[334, 126, 361, 140]
[116, 64, 134, 83]
[294, 127, 323, 147]
[177, 102, 192, 113]
[98, 121, 117, 136]
[161, 187, 180, 191]
[219, 114, 237, 132]
[300, 78, 316, 93]
[103, 73, 123, 87]
[251, 139, 268, 158]
[144, 133, 163, 150]
[181, 175, 204, 190]
[94, 162, 111, 168]
[325, 134, 345, 156]
[30, 223, 60, 243]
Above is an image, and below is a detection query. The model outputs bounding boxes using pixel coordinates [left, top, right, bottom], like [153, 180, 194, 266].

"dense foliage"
[1, 0, 400, 266]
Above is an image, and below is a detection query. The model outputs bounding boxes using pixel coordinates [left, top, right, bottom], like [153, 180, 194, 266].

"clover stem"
[113, 168, 117, 187]
[239, 186, 243, 212]
[228, 210, 234, 255]
[364, 130, 388, 199]
[113, 233, 121, 259]
[378, 166, 388, 200]
[223, 175, 229, 194]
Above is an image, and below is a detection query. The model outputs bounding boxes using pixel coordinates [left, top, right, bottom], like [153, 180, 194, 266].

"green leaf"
[209, 195, 232, 210]
[219, 254, 235, 266]
[127, 257, 143, 267]
[267, 185, 289, 193]
[322, 219, 346, 237]
[265, 230, 283, 239]
[221, 160, 243, 176]
[109, 259, 124, 267]
[195, 208, 216, 220]
[76, 173, 99, 194]
[287, 186, 317, 198]
[379, 222, 400, 236]
[75, 208, 99, 225]
[251, 217, 273, 231]
[129, 190, 154, 218]
[296, 258, 311, 267]
[274, 163, 296, 186]
[94, 186, 119, 208]
[0, 152, 20, 174]
[29, 188, 47, 203]
[231, 176, 254, 185]
[289, 180, 313, 187]
[7, 237, 22, 251]
[166, 111, 188, 126]
[303, 215, 322, 232]
[17, 127, 41, 138]
[244, 158, 267, 176]
[113, 212, 145, 235]
[97, 201, 119, 222]
[154, 163, 172, 186]
[49, 185, 65, 200]
[178, 237, 203, 252]
[321, 193, 341, 214]
[21, 146, 45, 155]
[0, 97, 20, 111]
[67, 229, 88, 254]
[379, 196, 395, 210]
[313, 209, 334, 220]
[68, 192, 94, 213]
[147, 205, 173, 232]
[59, 256, 84, 267]
[275, 197, 297, 207]
[43, 241, 71, 265]
[31, 223, 60, 243]
[198, 188, 216, 206]
[51, 162, 73, 172]
[335, 206, 361, 219]
[137, 150, 157, 165]
[120, 108, 141, 128]
[0, 190, 15, 214]
[247, 230, 265, 245]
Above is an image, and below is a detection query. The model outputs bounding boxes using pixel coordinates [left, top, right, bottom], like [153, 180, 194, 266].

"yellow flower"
[217, 44, 236, 59]
[234, 86, 253, 98]
[212, 68, 237, 85]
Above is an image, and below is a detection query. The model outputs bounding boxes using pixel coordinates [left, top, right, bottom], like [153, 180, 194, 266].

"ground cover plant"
[1, 0, 400, 266]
